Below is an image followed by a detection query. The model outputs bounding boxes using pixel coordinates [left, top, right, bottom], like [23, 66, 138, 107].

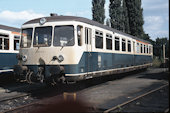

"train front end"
[14, 17, 80, 85]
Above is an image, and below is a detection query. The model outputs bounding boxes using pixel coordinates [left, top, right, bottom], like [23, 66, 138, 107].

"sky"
[0, 0, 169, 40]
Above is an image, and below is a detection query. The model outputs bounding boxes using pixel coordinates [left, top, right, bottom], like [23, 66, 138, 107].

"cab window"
[21, 28, 33, 48]
[54, 25, 74, 46]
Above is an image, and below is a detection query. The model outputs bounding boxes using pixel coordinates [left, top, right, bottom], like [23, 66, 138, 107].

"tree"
[92, 0, 105, 24]
[126, 0, 145, 38]
[154, 37, 169, 59]
[122, 0, 130, 34]
[109, 0, 124, 31]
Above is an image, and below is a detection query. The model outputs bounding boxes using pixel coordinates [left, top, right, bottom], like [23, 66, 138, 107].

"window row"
[94, 30, 152, 54]
[95, 30, 132, 53]
[136, 43, 152, 54]
[21, 26, 74, 48]
[0, 34, 20, 50]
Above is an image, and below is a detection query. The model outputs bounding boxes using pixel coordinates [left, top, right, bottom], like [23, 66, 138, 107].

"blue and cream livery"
[14, 14, 153, 84]
[0, 24, 20, 73]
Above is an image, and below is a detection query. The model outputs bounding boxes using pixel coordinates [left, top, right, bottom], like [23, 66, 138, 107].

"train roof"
[0, 24, 20, 33]
[23, 15, 151, 44]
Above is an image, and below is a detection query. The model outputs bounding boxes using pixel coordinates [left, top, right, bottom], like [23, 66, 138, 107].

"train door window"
[140, 44, 143, 53]
[14, 36, 20, 50]
[122, 38, 126, 51]
[106, 33, 112, 50]
[85, 27, 92, 45]
[144, 45, 146, 53]
[115, 37, 120, 51]
[95, 30, 103, 49]
[77, 26, 83, 46]
[128, 40, 131, 52]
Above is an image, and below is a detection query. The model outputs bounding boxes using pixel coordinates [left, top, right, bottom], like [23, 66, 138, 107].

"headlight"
[58, 55, 64, 62]
[39, 17, 46, 25]
[22, 55, 27, 62]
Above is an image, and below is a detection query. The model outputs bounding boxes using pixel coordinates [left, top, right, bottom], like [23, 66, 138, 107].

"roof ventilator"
[50, 13, 58, 17]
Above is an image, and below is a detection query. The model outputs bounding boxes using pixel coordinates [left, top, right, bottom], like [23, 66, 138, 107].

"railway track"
[2, 83, 169, 113]
[104, 83, 169, 113]
[0, 68, 168, 113]
[0, 84, 54, 112]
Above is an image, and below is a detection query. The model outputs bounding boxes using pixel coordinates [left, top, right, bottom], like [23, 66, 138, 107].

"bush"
[152, 56, 162, 68]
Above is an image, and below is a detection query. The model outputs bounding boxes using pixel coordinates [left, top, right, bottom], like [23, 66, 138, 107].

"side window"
[14, 36, 20, 50]
[0, 34, 9, 50]
[95, 30, 103, 49]
[144, 45, 146, 53]
[115, 37, 120, 51]
[106, 33, 112, 50]
[85, 27, 92, 45]
[141, 44, 143, 53]
[137, 43, 140, 53]
[122, 38, 126, 51]
[128, 40, 131, 52]
[77, 26, 83, 46]
[146, 45, 149, 54]
[4, 38, 9, 50]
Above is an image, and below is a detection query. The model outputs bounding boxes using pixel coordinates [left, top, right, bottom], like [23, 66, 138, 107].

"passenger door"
[85, 27, 92, 75]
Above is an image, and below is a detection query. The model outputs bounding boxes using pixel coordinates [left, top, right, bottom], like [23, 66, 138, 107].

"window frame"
[128, 40, 131, 52]
[77, 25, 83, 46]
[53, 25, 75, 47]
[122, 38, 126, 52]
[85, 27, 92, 45]
[106, 33, 112, 50]
[95, 30, 103, 49]
[20, 28, 33, 48]
[33, 26, 52, 47]
[115, 37, 120, 51]
[14, 35, 20, 50]
[0, 34, 9, 50]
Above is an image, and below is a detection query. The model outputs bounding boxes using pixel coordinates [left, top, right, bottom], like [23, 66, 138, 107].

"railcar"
[0, 24, 20, 73]
[14, 14, 153, 84]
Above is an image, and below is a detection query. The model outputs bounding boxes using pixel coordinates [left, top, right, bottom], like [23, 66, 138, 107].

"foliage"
[92, 0, 169, 60]
[153, 37, 169, 59]
[92, 0, 105, 24]
[122, 0, 130, 34]
[126, 0, 145, 38]
[152, 56, 162, 67]
[109, 0, 124, 31]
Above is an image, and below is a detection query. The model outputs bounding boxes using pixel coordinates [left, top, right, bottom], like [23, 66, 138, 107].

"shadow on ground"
[0, 68, 168, 100]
